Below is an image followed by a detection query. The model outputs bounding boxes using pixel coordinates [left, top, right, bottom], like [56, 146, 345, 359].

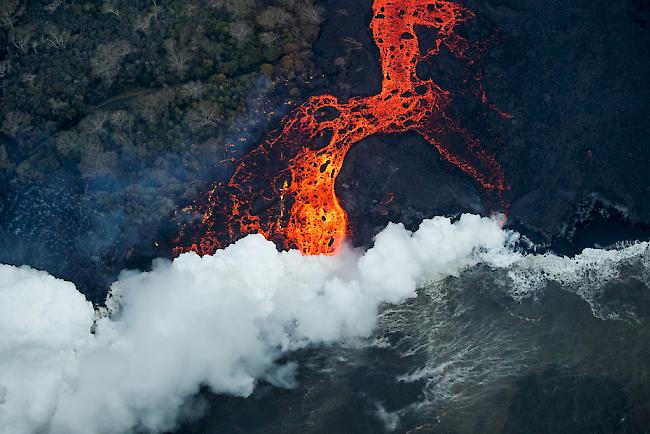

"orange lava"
[175, 0, 508, 256]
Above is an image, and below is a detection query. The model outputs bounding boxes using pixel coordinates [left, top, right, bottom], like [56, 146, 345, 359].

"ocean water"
[177, 243, 650, 433]
[1, 215, 648, 434]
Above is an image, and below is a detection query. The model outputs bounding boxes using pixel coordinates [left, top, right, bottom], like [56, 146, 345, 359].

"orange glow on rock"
[175, 0, 508, 256]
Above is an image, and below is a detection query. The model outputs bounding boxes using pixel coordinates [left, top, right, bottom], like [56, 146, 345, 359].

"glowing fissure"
[176, 0, 507, 256]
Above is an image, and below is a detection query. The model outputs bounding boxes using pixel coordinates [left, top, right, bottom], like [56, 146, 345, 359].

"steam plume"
[3, 214, 648, 434]
[0, 214, 512, 434]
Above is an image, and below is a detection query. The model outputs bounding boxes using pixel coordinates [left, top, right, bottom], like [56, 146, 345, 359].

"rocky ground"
[333, 0, 650, 253]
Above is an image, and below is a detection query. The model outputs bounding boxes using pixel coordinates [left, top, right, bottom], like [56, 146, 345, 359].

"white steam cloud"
[0, 214, 512, 434]
[4, 213, 648, 434]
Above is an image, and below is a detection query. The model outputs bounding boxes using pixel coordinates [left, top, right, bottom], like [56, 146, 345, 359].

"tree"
[256, 7, 293, 31]
[78, 149, 118, 176]
[56, 130, 80, 157]
[90, 41, 135, 86]
[221, 0, 255, 18]
[101, 0, 120, 16]
[82, 112, 110, 134]
[179, 81, 206, 99]
[10, 25, 33, 54]
[164, 39, 191, 79]
[259, 31, 278, 48]
[229, 21, 252, 45]
[1, 111, 31, 137]
[0, 144, 11, 170]
[44, 0, 63, 14]
[44, 24, 70, 49]
[133, 12, 154, 36]
[0, 61, 8, 79]
[136, 88, 175, 125]
[110, 110, 134, 130]
[186, 100, 223, 132]
[0, 0, 24, 30]
[297, 3, 323, 26]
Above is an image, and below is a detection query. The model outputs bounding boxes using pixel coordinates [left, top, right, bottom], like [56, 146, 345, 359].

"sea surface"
[176, 242, 650, 433]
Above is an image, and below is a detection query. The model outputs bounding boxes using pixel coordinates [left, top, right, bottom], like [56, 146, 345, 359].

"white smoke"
[0, 214, 513, 434]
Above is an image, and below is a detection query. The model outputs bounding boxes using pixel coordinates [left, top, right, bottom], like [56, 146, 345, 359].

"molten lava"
[175, 0, 508, 256]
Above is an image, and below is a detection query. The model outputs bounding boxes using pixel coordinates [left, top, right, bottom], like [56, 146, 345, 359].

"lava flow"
[175, 0, 508, 256]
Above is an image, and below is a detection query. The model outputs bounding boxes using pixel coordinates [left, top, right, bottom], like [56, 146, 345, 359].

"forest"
[1, 0, 322, 197]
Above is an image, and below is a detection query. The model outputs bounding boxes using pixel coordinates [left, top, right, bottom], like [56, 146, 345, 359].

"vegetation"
[0, 0, 322, 177]
[0, 0, 323, 235]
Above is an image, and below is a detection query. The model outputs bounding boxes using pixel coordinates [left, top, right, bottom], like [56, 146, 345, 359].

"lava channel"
[175, 0, 509, 256]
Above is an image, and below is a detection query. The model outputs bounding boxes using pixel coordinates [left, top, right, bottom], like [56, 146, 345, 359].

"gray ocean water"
[177, 243, 650, 434]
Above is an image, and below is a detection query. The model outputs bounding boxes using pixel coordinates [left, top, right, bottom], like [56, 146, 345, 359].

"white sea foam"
[506, 242, 650, 317]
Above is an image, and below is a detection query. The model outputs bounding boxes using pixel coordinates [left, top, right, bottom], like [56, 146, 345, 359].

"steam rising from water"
[0, 214, 648, 434]
[0, 215, 510, 434]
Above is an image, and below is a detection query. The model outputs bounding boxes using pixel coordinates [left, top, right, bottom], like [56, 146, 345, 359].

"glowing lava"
[175, 0, 508, 256]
